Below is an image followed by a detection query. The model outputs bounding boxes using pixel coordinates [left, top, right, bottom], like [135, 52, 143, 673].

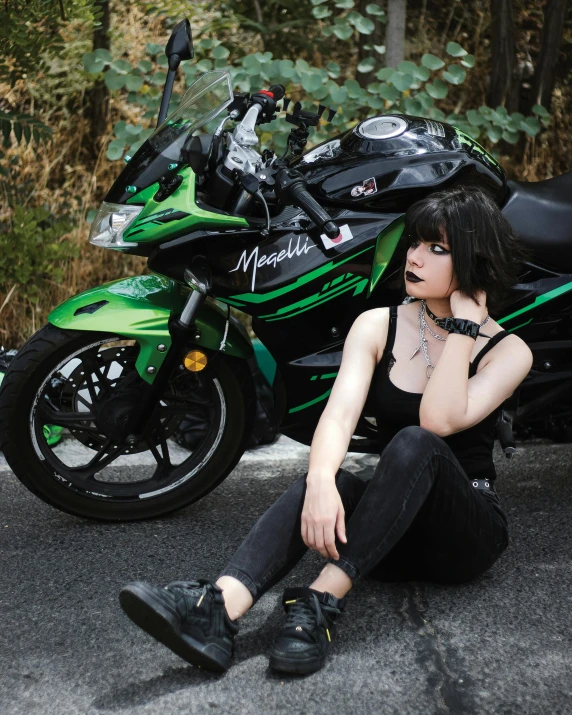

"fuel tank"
[293, 114, 508, 211]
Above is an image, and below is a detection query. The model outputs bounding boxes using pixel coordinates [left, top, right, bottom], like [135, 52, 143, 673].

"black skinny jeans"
[218, 426, 509, 603]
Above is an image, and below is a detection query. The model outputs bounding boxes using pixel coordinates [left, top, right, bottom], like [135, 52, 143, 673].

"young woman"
[119, 186, 533, 676]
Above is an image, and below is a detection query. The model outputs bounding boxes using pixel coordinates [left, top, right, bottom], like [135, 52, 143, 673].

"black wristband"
[438, 317, 480, 339]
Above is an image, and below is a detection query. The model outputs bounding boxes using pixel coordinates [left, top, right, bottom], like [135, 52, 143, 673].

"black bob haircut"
[401, 185, 532, 315]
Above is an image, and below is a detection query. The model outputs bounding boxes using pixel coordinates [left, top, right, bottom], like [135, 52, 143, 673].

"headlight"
[88, 202, 143, 248]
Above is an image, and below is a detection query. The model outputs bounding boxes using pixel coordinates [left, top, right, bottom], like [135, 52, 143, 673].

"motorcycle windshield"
[147, 70, 233, 159]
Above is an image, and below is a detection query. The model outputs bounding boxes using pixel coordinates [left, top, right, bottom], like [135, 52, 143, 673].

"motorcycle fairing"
[368, 217, 405, 297]
[48, 274, 253, 384]
[122, 167, 248, 245]
[211, 214, 406, 313]
[502, 171, 572, 272]
[145, 212, 409, 444]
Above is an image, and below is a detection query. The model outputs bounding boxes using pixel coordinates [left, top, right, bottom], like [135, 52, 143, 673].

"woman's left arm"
[419, 291, 533, 437]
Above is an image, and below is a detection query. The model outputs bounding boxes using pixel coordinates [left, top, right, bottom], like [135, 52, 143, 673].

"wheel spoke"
[145, 438, 164, 466]
[79, 352, 105, 383]
[161, 392, 194, 405]
[161, 390, 215, 410]
[100, 360, 125, 389]
[158, 429, 172, 468]
[144, 435, 173, 482]
[74, 391, 93, 410]
[80, 353, 117, 396]
[38, 403, 97, 430]
[159, 404, 200, 417]
[66, 439, 127, 480]
[82, 371, 100, 404]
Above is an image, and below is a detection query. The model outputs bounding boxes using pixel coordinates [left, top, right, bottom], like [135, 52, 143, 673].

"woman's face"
[404, 230, 459, 299]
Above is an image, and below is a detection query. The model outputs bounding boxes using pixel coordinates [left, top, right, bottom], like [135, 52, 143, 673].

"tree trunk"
[385, 0, 407, 69]
[87, 0, 111, 155]
[357, 0, 385, 88]
[526, 0, 568, 113]
[487, 0, 518, 111]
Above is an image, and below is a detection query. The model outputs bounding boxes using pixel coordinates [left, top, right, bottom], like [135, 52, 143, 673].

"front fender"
[48, 274, 253, 383]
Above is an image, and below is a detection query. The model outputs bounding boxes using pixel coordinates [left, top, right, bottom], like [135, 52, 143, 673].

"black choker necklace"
[423, 303, 452, 327]
[423, 299, 491, 336]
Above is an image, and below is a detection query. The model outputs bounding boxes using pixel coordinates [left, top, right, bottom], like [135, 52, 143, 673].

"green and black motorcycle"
[1, 19, 571, 521]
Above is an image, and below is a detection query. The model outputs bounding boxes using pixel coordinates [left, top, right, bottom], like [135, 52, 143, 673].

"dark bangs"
[402, 186, 532, 314]
[403, 198, 450, 250]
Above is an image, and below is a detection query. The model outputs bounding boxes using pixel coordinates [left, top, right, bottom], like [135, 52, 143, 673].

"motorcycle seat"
[502, 171, 572, 272]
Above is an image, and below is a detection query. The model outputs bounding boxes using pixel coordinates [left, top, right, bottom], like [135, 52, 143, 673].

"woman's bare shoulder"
[354, 306, 391, 333]
[358, 306, 390, 325]
[476, 322, 532, 377]
[351, 307, 391, 364]
[494, 330, 532, 359]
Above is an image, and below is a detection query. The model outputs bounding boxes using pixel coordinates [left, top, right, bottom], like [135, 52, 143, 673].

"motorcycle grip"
[285, 179, 339, 239]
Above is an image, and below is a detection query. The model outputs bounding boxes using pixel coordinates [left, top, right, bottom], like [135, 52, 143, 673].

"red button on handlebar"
[258, 90, 274, 97]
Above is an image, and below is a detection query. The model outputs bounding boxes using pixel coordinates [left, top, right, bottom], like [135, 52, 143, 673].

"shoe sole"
[119, 582, 230, 673]
[268, 652, 327, 675]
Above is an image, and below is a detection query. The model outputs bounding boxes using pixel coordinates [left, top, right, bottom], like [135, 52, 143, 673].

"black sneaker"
[119, 579, 238, 672]
[268, 586, 346, 675]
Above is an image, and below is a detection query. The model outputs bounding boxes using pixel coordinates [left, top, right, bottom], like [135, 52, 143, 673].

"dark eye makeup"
[408, 239, 450, 254]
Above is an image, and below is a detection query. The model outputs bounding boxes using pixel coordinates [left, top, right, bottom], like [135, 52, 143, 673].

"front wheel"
[0, 324, 256, 520]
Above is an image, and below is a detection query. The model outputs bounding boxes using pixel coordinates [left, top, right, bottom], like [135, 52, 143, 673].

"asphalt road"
[0, 436, 571, 715]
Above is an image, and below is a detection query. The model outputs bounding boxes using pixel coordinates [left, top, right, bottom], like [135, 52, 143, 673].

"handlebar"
[267, 84, 285, 101]
[274, 168, 339, 239]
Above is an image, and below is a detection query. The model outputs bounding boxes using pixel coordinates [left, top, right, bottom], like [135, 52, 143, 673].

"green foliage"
[465, 106, 547, 143]
[445, 42, 467, 58]
[0, 111, 52, 148]
[108, 121, 154, 160]
[0, 0, 101, 85]
[83, 30, 550, 162]
[315, 0, 386, 39]
[422, 54, 445, 71]
[0, 0, 101, 147]
[0, 206, 79, 303]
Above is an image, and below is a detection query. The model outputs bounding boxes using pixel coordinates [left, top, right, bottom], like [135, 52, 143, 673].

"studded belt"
[470, 479, 494, 491]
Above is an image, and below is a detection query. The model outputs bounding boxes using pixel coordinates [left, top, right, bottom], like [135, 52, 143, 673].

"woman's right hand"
[301, 478, 347, 560]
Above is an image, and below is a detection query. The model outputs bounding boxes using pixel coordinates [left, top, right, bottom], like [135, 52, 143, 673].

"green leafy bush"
[0, 0, 101, 146]
[0, 111, 52, 149]
[81, 19, 550, 162]
[0, 207, 79, 303]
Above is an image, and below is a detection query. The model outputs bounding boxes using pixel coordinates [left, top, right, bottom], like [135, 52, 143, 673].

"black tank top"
[370, 305, 510, 483]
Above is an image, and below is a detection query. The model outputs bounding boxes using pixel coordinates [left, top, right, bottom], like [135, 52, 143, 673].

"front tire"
[0, 324, 256, 521]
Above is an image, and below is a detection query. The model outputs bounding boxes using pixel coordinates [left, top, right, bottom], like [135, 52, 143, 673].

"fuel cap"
[356, 116, 408, 139]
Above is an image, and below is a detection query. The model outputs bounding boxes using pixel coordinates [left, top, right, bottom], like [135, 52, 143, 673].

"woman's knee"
[368, 426, 446, 491]
[385, 425, 443, 462]
[270, 474, 308, 512]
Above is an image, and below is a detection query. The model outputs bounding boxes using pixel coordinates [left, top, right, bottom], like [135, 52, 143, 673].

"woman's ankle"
[216, 575, 254, 621]
[309, 562, 353, 599]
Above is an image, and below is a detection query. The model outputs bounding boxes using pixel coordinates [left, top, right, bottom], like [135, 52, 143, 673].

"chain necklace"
[410, 299, 491, 378]
[423, 312, 447, 341]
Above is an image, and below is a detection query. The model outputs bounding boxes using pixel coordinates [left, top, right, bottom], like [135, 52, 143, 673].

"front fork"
[126, 264, 211, 442]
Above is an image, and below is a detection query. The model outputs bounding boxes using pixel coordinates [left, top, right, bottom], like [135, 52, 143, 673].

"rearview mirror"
[165, 19, 194, 63]
[157, 19, 194, 127]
